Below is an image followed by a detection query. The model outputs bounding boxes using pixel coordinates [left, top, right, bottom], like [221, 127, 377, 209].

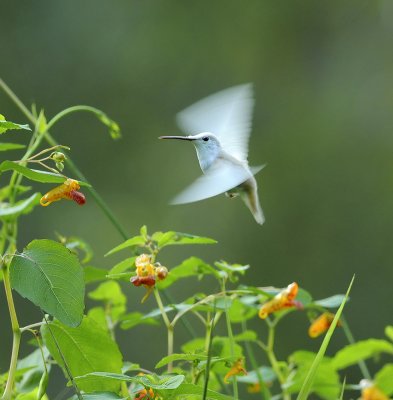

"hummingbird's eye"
[202, 137, 209, 142]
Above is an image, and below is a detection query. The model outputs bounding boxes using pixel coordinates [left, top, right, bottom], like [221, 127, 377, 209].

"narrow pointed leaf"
[0, 142, 26, 151]
[0, 193, 41, 219]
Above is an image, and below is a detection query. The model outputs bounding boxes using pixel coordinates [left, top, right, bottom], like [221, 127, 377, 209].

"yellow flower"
[259, 282, 300, 319]
[308, 312, 339, 338]
[40, 178, 85, 206]
[224, 359, 247, 383]
[360, 380, 389, 400]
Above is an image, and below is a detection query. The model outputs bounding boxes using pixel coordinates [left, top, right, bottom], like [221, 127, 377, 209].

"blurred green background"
[1, 0, 393, 396]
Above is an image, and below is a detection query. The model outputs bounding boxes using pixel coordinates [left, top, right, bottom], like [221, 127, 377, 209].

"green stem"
[221, 279, 238, 400]
[1, 261, 21, 400]
[341, 315, 371, 379]
[46, 105, 105, 131]
[153, 288, 174, 373]
[242, 320, 271, 400]
[264, 324, 290, 400]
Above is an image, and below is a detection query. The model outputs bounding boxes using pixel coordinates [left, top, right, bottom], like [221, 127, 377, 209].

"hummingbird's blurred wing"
[171, 160, 264, 205]
[176, 84, 254, 162]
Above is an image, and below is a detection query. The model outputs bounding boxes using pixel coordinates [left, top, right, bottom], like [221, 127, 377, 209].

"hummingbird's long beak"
[159, 135, 194, 141]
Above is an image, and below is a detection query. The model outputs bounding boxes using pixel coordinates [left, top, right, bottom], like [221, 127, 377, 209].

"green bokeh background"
[1, 0, 393, 396]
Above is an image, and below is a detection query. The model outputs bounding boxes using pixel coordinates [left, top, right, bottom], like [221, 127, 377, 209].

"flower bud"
[156, 266, 168, 281]
[51, 151, 66, 162]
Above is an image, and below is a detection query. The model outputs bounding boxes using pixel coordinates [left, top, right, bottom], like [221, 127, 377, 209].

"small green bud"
[56, 162, 64, 172]
[51, 151, 66, 162]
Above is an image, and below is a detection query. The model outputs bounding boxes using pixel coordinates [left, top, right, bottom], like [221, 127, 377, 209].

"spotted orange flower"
[40, 178, 85, 207]
[224, 359, 247, 383]
[308, 312, 340, 338]
[259, 282, 301, 319]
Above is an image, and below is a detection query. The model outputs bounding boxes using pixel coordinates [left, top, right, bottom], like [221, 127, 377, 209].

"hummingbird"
[160, 83, 265, 225]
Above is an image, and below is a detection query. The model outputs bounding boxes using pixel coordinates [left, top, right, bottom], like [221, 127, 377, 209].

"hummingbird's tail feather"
[240, 181, 265, 225]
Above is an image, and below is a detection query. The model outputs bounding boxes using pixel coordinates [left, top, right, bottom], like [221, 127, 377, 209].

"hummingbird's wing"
[171, 160, 264, 205]
[176, 84, 254, 162]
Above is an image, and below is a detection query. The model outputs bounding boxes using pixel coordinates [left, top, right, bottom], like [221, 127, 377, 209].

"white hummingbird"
[160, 83, 265, 225]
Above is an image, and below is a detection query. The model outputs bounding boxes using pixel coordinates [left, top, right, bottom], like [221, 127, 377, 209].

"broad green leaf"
[0, 115, 31, 134]
[331, 339, 393, 370]
[88, 281, 126, 321]
[169, 383, 233, 400]
[41, 317, 123, 393]
[15, 388, 48, 400]
[385, 325, 393, 342]
[76, 372, 184, 390]
[155, 353, 210, 369]
[296, 275, 354, 400]
[154, 231, 217, 248]
[109, 257, 136, 275]
[157, 257, 219, 289]
[67, 394, 126, 400]
[375, 364, 393, 395]
[233, 330, 258, 342]
[314, 295, 347, 308]
[0, 142, 26, 151]
[87, 307, 108, 331]
[120, 312, 160, 330]
[84, 266, 108, 284]
[236, 366, 275, 384]
[10, 239, 84, 327]
[0, 193, 41, 219]
[287, 351, 340, 400]
[228, 298, 258, 323]
[0, 161, 90, 186]
[16, 348, 49, 392]
[105, 236, 145, 256]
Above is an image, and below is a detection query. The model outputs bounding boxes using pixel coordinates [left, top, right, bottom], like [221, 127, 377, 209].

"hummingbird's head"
[159, 132, 221, 171]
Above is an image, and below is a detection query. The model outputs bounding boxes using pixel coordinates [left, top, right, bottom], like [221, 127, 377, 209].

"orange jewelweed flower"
[259, 282, 300, 319]
[247, 383, 261, 393]
[308, 312, 340, 338]
[135, 388, 156, 399]
[40, 178, 85, 207]
[360, 380, 389, 400]
[224, 358, 247, 383]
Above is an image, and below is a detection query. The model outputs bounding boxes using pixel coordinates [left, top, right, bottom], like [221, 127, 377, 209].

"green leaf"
[331, 339, 393, 370]
[0, 193, 41, 219]
[15, 388, 48, 400]
[59, 235, 93, 264]
[87, 307, 108, 331]
[105, 236, 145, 256]
[385, 325, 393, 342]
[41, 316, 123, 393]
[169, 383, 233, 400]
[288, 351, 340, 399]
[10, 239, 85, 327]
[155, 231, 217, 248]
[155, 353, 210, 369]
[0, 161, 90, 186]
[314, 295, 347, 308]
[296, 275, 354, 400]
[0, 142, 26, 151]
[228, 298, 258, 323]
[233, 330, 258, 342]
[84, 266, 108, 284]
[0, 115, 31, 134]
[375, 364, 393, 395]
[236, 366, 275, 384]
[108, 257, 136, 275]
[67, 394, 126, 400]
[88, 281, 126, 321]
[120, 312, 159, 330]
[157, 257, 219, 289]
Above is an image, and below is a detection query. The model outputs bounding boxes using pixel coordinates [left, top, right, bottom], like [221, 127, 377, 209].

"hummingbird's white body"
[160, 84, 265, 225]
